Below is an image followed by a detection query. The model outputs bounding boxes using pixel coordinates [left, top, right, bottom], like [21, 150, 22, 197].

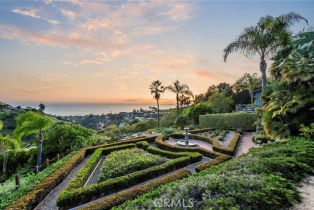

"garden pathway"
[234, 132, 256, 157]
[34, 157, 88, 210]
[69, 157, 210, 210]
[291, 175, 314, 210]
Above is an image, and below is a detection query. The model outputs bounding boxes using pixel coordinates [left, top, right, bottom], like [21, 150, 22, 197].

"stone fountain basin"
[176, 140, 198, 147]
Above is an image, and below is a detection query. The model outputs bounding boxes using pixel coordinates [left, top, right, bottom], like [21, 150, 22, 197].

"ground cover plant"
[115, 137, 314, 210]
[57, 143, 202, 208]
[0, 152, 74, 209]
[98, 148, 167, 181]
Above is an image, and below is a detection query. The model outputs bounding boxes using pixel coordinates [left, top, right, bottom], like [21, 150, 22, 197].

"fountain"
[176, 127, 198, 147]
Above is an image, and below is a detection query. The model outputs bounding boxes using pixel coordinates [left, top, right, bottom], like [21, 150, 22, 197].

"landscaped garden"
[0, 7, 313, 210]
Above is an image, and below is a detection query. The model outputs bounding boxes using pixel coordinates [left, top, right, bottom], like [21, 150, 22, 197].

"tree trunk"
[260, 58, 267, 90]
[0, 147, 7, 172]
[157, 99, 160, 127]
[37, 130, 43, 168]
[176, 94, 179, 116]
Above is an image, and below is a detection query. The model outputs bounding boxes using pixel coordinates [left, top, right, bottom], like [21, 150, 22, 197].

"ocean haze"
[10, 103, 175, 116]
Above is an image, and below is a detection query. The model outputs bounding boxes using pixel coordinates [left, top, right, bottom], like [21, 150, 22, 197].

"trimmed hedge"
[7, 149, 86, 210]
[86, 136, 156, 154]
[135, 141, 149, 149]
[78, 168, 192, 210]
[64, 144, 136, 192]
[57, 154, 201, 208]
[199, 112, 256, 131]
[146, 146, 201, 159]
[195, 155, 232, 172]
[170, 133, 215, 145]
[155, 136, 221, 159]
[115, 137, 314, 210]
[212, 132, 241, 156]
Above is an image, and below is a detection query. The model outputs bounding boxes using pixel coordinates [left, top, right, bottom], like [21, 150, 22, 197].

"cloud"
[80, 59, 102, 64]
[11, 8, 40, 19]
[60, 9, 77, 20]
[11, 8, 59, 25]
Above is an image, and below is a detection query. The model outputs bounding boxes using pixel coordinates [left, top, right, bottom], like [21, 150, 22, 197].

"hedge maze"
[7, 129, 242, 210]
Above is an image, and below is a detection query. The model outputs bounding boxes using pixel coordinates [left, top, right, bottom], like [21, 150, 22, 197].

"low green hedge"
[146, 146, 201, 159]
[135, 141, 149, 149]
[170, 133, 215, 144]
[57, 154, 201, 208]
[86, 136, 156, 154]
[195, 155, 231, 172]
[78, 168, 192, 210]
[115, 137, 314, 210]
[155, 136, 221, 158]
[64, 144, 136, 192]
[212, 132, 241, 156]
[199, 112, 256, 131]
[6, 149, 85, 210]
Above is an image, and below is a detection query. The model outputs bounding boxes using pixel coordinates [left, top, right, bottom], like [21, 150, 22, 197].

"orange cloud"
[60, 9, 77, 20]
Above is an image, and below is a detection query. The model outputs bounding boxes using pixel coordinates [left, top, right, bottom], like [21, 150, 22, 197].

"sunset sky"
[0, 0, 313, 105]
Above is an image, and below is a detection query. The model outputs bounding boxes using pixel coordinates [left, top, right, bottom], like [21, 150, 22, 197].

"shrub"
[57, 154, 201, 208]
[155, 136, 221, 159]
[117, 137, 314, 210]
[199, 112, 256, 131]
[65, 144, 136, 191]
[146, 147, 201, 159]
[98, 148, 167, 181]
[212, 133, 241, 156]
[189, 103, 212, 124]
[80, 168, 192, 210]
[44, 123, 96, 156]
[252, 133, 270, 144]
[160, 110, 177, 127]
[195, 155, 231, 172]
[135, 141, 149, 149]
[5, 150, 84, 210]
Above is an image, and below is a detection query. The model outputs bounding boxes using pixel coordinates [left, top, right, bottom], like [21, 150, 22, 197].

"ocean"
[12, 103, 175, 116]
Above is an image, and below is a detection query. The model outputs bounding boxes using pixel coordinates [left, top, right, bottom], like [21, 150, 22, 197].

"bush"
[65, 144, 136, 192]
[57, 154, 201, 208]
[160, 110, 177, 127]
[44, 123, 96, 156]
[0, 147, 37, 181]
[146, 147, 201, 159]
[195, 155, 231, 172]
[199, 112, 256, 131]
[118, 137, 314, 210]
[253, 133, 271, 144]
[5, 150, 84, 210]
[135, 141, 149, 149]
[155, 136, 222, 159]
[98, 148, 167, 181]
[80, 168, 192, 210]
[212, 133, 241, 156]
[189, 103, 212, 124]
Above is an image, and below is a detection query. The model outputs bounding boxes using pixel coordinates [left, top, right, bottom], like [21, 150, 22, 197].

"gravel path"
[290, 176, 314, 210]
[235, 132, 256, 157]
[84, 156, 106, 186]
[34, 157, 88, 210]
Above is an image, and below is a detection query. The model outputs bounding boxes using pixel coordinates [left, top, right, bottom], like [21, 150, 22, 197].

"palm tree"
[223, 12, 308, 91]
[0, 120, 19, 172]
[165, 80, 193, 115]
[235, 73, 260, 105]
[14, 112, 52, 169]
[149, 80, 164, 127]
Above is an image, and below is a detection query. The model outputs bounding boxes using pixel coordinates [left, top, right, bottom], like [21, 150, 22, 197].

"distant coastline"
[10, 103, 175, 116]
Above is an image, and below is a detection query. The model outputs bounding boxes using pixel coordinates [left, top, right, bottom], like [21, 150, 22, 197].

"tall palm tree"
[0, 120, 19, 172]
[14, 112, 52, 169]
[149, 80, 164, 127]
[165, 80, 193, 115]
[223, 12, 308, 91]
[235, 73, 260, 105]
